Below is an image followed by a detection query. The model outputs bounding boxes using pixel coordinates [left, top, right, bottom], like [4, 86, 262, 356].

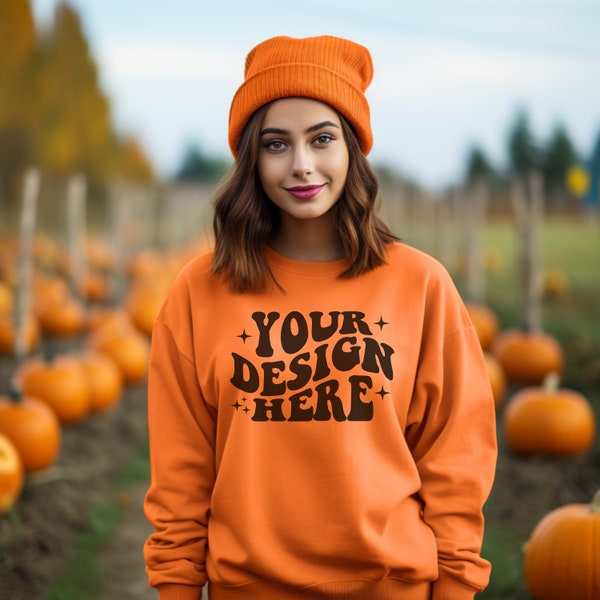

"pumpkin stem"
[591, 490, 600, 514]
[543, 371, 560, 393]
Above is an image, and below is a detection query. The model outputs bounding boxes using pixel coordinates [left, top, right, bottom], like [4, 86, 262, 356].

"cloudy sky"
[32, 0, 600, 189]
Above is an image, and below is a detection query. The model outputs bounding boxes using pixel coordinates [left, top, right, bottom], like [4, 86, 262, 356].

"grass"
[480, 528, 529, 599]
[481, 216, 600, 388]
[481, 217, 600, 331]
[44, 437, 150, 600]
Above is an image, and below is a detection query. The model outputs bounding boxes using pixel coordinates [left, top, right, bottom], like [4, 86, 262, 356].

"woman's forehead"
[262, 98, 341, 128]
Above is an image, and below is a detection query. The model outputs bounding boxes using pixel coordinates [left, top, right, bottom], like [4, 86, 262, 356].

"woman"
[144, 35, 497, 600]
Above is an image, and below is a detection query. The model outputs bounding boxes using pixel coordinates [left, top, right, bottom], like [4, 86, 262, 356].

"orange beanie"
[228, 35, 374, 156]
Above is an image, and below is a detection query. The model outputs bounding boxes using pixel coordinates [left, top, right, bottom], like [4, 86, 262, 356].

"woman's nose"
[292, 147, 313, 178]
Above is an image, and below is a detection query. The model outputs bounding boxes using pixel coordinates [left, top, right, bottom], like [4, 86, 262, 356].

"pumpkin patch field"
[0, 180, 599, 599]
[470, 217, 600, 599]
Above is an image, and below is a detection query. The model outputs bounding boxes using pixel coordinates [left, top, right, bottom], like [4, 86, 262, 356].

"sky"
[32, 0, 600, 190]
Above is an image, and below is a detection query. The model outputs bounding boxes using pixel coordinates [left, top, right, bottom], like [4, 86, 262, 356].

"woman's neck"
[269, 215, 345, 262]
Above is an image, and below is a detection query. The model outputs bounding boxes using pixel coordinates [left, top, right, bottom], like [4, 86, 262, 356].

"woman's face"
[257, 98, 349, 222]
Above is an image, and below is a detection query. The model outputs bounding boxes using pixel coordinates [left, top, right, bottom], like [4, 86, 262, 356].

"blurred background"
[2, 0, 600, 196]
[0, 1, 599, 599]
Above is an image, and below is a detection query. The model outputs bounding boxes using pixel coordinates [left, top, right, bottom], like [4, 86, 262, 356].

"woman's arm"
[144, 314, 217, 600]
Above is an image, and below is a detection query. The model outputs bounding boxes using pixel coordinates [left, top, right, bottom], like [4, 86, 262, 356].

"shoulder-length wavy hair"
[211, 102, 398, 293]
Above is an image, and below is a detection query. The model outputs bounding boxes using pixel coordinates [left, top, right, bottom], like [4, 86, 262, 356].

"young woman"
[144, 35, 497, 600]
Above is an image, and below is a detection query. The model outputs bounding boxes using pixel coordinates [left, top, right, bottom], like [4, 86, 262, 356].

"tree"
[174, 144, 230, 183]
[465, 144, 496, 183]
[0, 0, 38, 198]
[117, 135, 155, 182]
[541, 123, 578, 195]
[507, 109, 540, 177]
[34, 2, 116, 183]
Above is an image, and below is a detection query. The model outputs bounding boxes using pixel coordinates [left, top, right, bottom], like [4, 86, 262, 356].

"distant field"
[481, 216, 600, 389]
[394, 211, 600, 389]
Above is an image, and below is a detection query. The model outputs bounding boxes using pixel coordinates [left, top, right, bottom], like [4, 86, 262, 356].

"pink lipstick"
[285, 184, 324, 199]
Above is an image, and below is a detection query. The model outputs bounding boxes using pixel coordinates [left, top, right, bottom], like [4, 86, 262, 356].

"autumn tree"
[0, 0, 38, 198]
[117, 135, 155, 182]
[34, 1, 117, 185]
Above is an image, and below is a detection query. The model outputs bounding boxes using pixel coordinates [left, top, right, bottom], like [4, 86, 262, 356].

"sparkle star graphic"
[237, 329, 251, 343]
[376, 387, 390, 400]
[374, 316, 389, 330]
[232, 399, 243, 411]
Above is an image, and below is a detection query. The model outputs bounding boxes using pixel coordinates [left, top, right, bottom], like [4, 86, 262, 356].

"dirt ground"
[1, 352, 599, 600]
[0, 346, 151, 600]
[97, 480, 157, 600]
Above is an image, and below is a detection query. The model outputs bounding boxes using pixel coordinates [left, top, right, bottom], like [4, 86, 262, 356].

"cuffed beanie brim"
[228, 35, 374, 156]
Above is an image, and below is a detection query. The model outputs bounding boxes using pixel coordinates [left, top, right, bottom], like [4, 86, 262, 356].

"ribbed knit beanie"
[228, 35, 374, 156]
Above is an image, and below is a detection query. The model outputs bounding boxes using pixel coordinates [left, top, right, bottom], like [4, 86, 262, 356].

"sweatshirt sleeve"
[405, 272, 497, 599]
[143, 294, 217, 599]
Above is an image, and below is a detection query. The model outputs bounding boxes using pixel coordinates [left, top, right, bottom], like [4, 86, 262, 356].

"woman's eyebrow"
[260, 121, 340, 137]
[260, 127, 287, 136]
[305, 120, 340, 133]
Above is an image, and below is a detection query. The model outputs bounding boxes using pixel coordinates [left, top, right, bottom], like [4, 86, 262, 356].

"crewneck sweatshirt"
[144, 241, 497, 600]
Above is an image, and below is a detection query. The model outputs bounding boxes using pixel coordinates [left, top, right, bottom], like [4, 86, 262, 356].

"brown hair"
[211, 104, 398, 293]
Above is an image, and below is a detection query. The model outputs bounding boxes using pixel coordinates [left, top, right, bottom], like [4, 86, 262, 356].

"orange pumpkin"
[85, 236, 116, 272]
[87, 326, 150, 385]
[35, 294, 87, 338]
[78, 270, 112, 303]
[31, 273, 69, 313]
[502, 374, 595, 457]
[77, 350, 124, 413]
[126, 280, 167, 337]
[0, 394, 61, 472]
[0, 280, 13, 312]
[524, 490, 600, 600]
[492, 328, 564, 385]
[466, 303, 500, 350]
[484, 352, 506, 408]
[86, 307, 134, 336]
[0, 432, 24, 514]
[0, 311, 41, 356]
[127, 249, 165, 280]
[17, 355, 91, 425]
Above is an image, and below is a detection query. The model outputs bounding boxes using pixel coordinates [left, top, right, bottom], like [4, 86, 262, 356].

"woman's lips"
[285, 184, 325, 199]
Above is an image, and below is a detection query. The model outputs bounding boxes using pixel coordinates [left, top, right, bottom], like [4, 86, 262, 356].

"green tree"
[465, 144, 496, 183]
[541, 123, 578, 194]
[507, 108, 540, 177]
[175, 144, 230, 183]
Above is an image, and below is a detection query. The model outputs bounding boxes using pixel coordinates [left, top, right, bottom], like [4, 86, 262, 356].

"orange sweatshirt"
[144, 242, 497, 600]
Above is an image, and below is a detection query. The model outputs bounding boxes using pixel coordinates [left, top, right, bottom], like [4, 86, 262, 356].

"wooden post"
[433, 191, 452, 269]
[14, 168, 40, 363]
[511, 170, 544, 332]
[67, 174, 87, 300]
[108, 180, 128, 306]
[465, 178, 488, 304]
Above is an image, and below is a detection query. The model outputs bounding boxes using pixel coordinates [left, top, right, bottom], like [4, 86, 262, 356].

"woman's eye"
[264, 139, 286, 151]
[314, 133, 334, 145]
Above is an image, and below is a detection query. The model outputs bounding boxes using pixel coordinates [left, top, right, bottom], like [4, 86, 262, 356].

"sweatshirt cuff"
[431, 574, 479, 600]
[157, 583, 204, 600]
